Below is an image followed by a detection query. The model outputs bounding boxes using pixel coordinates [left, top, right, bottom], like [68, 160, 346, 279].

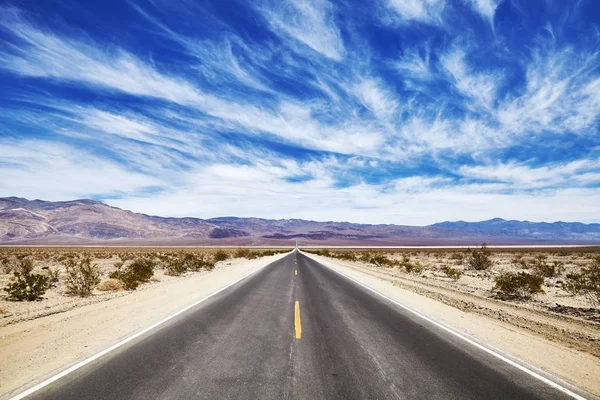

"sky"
[0, 0, 599, 225]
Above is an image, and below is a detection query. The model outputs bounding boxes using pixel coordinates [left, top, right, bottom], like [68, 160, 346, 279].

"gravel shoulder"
[0, 252, 287, 398]
[305, 252, 600, 397]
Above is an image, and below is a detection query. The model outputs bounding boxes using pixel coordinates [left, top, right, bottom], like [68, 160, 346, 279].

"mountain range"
[1, 197, 599, 246]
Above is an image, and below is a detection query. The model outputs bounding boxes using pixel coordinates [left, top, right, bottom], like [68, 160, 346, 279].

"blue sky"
[0, 0, 599, 224]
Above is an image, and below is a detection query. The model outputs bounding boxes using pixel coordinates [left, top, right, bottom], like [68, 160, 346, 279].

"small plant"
[511, 254, 529, 269]
[1, 257, 15, 274]
[404, 261, 423, 274]
[113, 261, 124, 270]
[4, 259, 50, 301]
[97, 278, 124, 291]
[213, 250, 230, 262]
[64, 256, 101, 297]
[110, 258, 155, 290]
[245, 251, 259, 260]
[531, 255, 564, 278]
[449, 252, 465, 263]
[235, 248, 250, 258]
[359, 252, 372, 263]
[165, 257, 187, 276]
[562, 257, 600, 306]
[468, 244, 493, 271]
[370, 254, 392, 267]
[493, 272, 545, 299]
[441, 265, 463, 281]
[47, 267, 61, 283]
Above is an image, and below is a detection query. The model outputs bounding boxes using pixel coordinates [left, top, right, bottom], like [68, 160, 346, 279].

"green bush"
[562, 257, 600, 306]
[335, 252, 357, 261]
[531, 255, 564, 277]
[235, 248, 250, 258]
[370, 254, 392, 267]
[468, 244, 493, 271]
[213, 250, 229, 262]
[64, 256, 101, 297]
[164, 256, 186, 276]
[441, 265, 463, 281]
[493, 272, 544, 299]
[4, 259, 50, 301]
[110, 258, 155, 290]
[449, 252, 465, 263]
[404, 261, 423, 274]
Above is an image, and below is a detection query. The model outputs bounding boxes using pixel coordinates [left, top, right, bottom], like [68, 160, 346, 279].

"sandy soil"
[306, 252, 600, 397]
[0, 252, 288, 397]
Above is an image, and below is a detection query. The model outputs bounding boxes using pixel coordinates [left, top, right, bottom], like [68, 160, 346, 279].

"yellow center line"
[294, 301, 302, 339]
[295, 269, 297, 275]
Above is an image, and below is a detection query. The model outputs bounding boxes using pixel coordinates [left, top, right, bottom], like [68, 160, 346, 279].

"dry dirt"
[305, 250, 600, 396]
[0, 250, 288, 397]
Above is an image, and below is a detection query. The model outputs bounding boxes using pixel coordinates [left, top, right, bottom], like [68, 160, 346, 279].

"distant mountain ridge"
[0, 197, 599, 245]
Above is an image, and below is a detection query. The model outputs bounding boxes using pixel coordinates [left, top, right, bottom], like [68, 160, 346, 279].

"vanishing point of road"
[20, 251, 584, 399]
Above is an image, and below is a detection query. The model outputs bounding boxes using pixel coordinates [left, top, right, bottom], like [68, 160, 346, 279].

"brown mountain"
[0, 197, 599, 245]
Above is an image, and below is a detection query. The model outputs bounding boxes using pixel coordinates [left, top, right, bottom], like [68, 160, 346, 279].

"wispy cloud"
[385, 0, 446, 24]
[257, 0, 345, 61]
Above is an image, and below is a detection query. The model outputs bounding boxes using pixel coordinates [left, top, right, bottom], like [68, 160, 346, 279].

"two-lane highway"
[19, 250, 583, 399]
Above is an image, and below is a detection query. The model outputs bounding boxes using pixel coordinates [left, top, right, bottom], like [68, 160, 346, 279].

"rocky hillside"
[0, 197, 599, 245]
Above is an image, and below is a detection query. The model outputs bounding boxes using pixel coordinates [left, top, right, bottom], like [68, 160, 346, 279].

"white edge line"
[9, 253, 289, 400]
[300, 251, 587, 400]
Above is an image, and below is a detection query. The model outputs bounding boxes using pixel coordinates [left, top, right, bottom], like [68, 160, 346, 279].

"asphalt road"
[24, 250, 581, 399]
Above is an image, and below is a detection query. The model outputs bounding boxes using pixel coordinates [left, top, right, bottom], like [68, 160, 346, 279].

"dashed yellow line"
[294, 301, 302, 339]
[295, 269, 297, 275]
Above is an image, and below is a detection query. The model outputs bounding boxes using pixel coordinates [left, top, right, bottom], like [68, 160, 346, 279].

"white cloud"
[459, 159, 600, 188]
[107, 162, 600, 225]
[258, 0, 345, 61]
[394, 47, 434, 81]
[0, 139, 160, 200]
[467, 0, 501, 25]
[386, 0, 446, 24]
[440, 46, 503, 111]
[497, 47, 600, 136]
[353, 78, 399, 121]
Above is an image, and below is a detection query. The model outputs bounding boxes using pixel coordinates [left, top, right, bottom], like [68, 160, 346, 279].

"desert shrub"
[47, 267, 61, 283]
[562, 258, 600, 306]
[531, 255, 564, 278]
[1, 257, 15, 274]
[359, 252, 372, 263]
[110, 258, 155, 290]
[245, 251, 259, 260]
[370, 254, 392, 267]
[335, 252, 357, 262]
[468, 244, 493, 271]
[113, 261, 124, 270]
[97, 278, 124, 291]
[511, 254, 529, 269]
[449, 252, 465, 263]
[493, 272, 545, 299]
[16, 258, 35, 274]
[404, 261, 423, 274]
[64, 256, 101, 297]
[235, 248, 250, 258]
[4, 259, 50, 301]
[165, 259, 186, 276]
[441, 265, 463, 281]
